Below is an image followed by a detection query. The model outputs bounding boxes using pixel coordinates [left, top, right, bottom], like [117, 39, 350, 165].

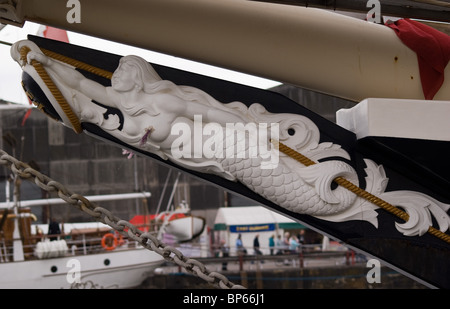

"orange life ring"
[101, 233, 118, 251]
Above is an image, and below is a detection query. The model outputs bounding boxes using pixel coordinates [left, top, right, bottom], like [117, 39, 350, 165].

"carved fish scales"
[218, 133, 359, 217]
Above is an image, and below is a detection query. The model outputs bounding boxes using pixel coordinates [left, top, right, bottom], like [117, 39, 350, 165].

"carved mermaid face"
[112, 62, 139, 92]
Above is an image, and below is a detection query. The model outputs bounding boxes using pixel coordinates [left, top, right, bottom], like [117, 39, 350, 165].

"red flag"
[21, 108, 32, 126]
[42, 26, 70, 43]
[386, 19, 450, 100]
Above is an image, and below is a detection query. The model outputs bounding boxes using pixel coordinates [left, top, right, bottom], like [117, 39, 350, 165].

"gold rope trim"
[20, 46, 115, 134]
[21, 45, 450, 244]
[20, 46, 83, 134]
[274, 140, 450, 244]
[40, 48, 113, 80]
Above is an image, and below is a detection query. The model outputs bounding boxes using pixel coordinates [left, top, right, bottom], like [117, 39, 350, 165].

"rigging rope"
[0, 40, 13, 47]
[40, 48, 113, 80]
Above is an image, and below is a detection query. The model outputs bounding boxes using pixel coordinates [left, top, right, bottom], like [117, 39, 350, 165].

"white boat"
[130, 172, 206, 243]
[0, 237, 164, 289]
[163, 214, 206, 243]
[131, 210, 206, 243]
[0, 193, 166, 289]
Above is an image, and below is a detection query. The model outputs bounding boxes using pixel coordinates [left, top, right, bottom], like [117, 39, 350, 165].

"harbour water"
[139, 251, 427, 289]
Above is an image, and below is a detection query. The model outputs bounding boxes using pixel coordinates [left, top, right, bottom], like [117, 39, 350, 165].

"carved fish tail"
[216, 129, 339, 216]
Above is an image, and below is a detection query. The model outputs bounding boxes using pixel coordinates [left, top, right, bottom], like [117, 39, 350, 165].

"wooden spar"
[10, 0, 450, 102]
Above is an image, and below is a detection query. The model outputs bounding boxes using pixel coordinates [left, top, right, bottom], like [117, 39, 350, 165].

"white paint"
[337, 98, 450, 141]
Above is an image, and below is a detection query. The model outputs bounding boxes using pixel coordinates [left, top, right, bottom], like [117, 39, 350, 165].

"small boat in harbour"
[130, 201, 206, 243]
[129, 171, 206, 243]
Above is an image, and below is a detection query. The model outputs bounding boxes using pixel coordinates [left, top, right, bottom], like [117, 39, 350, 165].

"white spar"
[3, 0, 449, 102]
[0, 192, 151, 209]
